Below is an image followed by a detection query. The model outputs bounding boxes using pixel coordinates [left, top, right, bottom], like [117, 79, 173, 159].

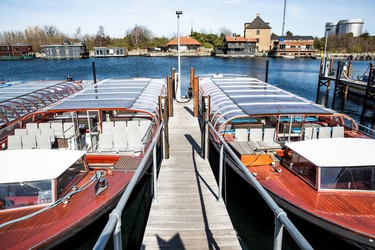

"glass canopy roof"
[199, 75, 335, 128]
[50, 78, 166, 117]
[0, 80, 84, 127]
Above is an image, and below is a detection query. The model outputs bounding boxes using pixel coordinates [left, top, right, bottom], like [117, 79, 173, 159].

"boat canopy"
[49, 78, 166, 118]
[0, 80, 84, 126]
[199, 76, 335, 128]
[285, 138, 375, 167]
[0, 149, 86, 183]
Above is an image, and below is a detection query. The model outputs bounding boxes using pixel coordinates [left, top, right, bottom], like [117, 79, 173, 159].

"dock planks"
[141, 101, 241, 249]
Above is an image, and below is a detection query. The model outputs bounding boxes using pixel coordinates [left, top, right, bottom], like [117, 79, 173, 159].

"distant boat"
[282, 54, 295, 59]
[0, 78, 166, 249]
[199, 74, 375, 249]
[0, 54, 34, 60]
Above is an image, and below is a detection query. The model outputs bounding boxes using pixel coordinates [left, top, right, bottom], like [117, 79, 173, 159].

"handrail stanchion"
[274, 213, 284, 250]
[153, 142, 158, 202]
[218, 143, 224, 202]
[113, 211, 122, 250]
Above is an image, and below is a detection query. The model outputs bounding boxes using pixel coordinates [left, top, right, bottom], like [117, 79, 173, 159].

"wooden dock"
[141, 101, 241, 249]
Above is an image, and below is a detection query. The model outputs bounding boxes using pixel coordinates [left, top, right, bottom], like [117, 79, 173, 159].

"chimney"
[256, 13, 260, 17]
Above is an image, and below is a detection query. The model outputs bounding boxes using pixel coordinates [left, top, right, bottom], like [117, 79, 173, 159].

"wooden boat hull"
[0, 155, 153, 249]
[208, 138, 375, 249]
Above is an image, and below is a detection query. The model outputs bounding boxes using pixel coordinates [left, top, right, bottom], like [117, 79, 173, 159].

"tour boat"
[0, 78, 166, 249]
[199, 75, 375, 249]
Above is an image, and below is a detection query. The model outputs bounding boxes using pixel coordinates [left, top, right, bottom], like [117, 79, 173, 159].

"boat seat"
[127, 132, 144, 155]
[332, 126, 344, 138]
[304, 127, 318, 140]
[7, 135, 22, 150]
[22, 135, 37, 149]
[235, 128, 249, 141]
[38, 123, 51, 130]
[36, 135, 52, 149]
[26, 123, 38, 130]
[318, 127, 331, 139]
[102, 121, 114, 134]
[139, 120, 152, 141]
[113, 133, 128, 152]
[14, 128, 28, 136]
[40, 128, 55, 144]
[258, 128, 281, 150]
[114, 121, 126, 128]
[27, 128, 41, 136]
[98, 133, 113, 152]
[249, 128, 263, 141]
[51, 122, 64, 138]
[126, 120, 139, 132]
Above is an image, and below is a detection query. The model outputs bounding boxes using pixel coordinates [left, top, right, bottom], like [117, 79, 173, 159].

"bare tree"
[75, 27, 82, 41]
[126, 25, 153, 50]
[43, 25, 60, 44]
[95, 25, 105, 47]
[218, 27, 232, 37]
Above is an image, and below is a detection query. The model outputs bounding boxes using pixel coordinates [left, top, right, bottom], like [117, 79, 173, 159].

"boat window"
[56, 157, 87, 197]
[0, 179, 52, 210]
[283, 149, 317, 188]
[320, 166, 375, 191]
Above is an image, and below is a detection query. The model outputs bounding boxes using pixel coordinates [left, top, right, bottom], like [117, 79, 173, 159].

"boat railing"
[206, 122, 313, 250]
[93, 120, 164, 250]
[358, 123, 375, 138]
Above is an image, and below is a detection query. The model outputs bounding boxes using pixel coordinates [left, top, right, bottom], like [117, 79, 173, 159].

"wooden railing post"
[167, 76, 173, 117]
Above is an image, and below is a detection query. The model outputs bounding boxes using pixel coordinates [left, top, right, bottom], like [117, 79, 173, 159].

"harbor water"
[1, 57, 373, 249]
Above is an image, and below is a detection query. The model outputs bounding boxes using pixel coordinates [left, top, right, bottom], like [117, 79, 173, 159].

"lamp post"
[323, 28, 331, 76]
[176, 10, 182, 101]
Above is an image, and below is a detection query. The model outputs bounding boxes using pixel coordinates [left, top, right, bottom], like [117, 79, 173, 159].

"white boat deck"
[141, 100, 241, 249]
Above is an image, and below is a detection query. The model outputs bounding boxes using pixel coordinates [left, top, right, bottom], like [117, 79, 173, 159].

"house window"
[256, 30, 260, 35]
[256, 38, 259, 43]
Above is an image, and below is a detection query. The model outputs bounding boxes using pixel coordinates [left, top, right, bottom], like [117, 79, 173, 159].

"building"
[0, 43, 33, 59]
[325, 19, 364, 37]
[270, 36, 316, 58]
[41, 42, 89, 59]
[94, 47, 128, 57]
[166, 36, 201, 51]
[244, 14, 272, 52]
[216, 35, 256, 57]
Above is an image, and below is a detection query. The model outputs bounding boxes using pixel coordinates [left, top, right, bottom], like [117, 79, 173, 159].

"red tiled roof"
[167, 36, 201, 46]
[225, 36, 257, 43]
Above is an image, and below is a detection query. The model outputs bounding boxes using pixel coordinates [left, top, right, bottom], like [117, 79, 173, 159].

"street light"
[176, 10, 182, 101]
[323, 28, 331, 76]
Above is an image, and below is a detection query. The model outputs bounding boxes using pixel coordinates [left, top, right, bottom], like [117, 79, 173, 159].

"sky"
[1, 0, 374, 39]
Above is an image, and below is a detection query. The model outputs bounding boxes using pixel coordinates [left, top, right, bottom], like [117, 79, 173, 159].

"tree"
[286, 31, 293, 37]
[218, 27, 232, 37]
[95, 25, 106, 47]
[126, 25, 153, 50]
[74, 27, 82, 41]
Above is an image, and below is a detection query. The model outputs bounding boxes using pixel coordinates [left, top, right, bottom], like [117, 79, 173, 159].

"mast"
[282, 0, 287, 36]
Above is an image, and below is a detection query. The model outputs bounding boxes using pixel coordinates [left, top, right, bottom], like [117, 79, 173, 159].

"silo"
[325, 22, 337, 36]
[337, 19, 364, 36]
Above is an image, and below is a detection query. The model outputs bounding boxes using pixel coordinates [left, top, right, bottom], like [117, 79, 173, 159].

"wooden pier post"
[167, 76, 174, 117]
[159, 96, 169, 159]
[189, 68, 195, 98]
[360, 63, 375, 123]
[171, 68, 176, 100]
[193, 76, 199, 117]
[92, 62, 97, 84]
[265, 60, 269, 83]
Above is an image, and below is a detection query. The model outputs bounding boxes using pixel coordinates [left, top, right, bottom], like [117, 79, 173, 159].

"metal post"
[265, 60, 269, 83]
[153, 142, 158, 202]
[167, 76, 174, 117]
[176, 10, 182, 102]
[193, 76, 199, 117]
[218, 144, 224, 201]
[273, 216, 284, 250]
[92, 61, 97, 84]
[171, 68, 176, 100]
[323, 28, 331, 76]
[113, 212, 122, 250]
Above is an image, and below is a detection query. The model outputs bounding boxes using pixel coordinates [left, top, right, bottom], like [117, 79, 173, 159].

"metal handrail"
[207, 122, 313, 250]
[93, 120, 164, 250]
